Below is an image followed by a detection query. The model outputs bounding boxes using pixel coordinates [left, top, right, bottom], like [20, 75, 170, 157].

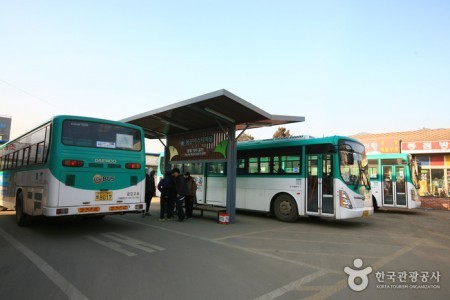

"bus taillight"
[62, 160, 84, 167]
[126, 163, 141, 169]
[56, 208, 69, 215]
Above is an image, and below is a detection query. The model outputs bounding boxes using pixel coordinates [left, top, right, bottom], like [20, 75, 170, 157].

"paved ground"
[0, 199, 449, 300]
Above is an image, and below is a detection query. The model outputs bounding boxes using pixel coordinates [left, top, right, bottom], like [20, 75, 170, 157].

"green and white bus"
[0, 115, 146, 225]
[367, 153, 421, 209]
[157, 135, 373, 222]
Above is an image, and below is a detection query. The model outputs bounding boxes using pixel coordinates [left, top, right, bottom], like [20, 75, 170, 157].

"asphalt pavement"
[1, 199, 449, 300]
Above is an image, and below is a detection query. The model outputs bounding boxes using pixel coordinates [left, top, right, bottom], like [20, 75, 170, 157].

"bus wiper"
[358, 160, 370, 190]
[353, 160, 363, 190]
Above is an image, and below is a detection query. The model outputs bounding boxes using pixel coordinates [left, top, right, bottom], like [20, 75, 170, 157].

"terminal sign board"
[356, 138, 400, 154]
[401, 140, 450, 154]
[168, 129, 229, 162]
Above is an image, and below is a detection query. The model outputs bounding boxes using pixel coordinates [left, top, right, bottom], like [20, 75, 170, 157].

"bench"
[193, 204, 226, 222]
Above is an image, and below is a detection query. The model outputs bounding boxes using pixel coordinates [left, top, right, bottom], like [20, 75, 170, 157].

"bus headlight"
[339, 190, 353, 209]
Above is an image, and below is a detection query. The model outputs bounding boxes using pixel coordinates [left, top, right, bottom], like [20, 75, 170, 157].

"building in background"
[352, 128, 450, 200]
[145, 152, 159, 171]
[0, 116, 12, 144]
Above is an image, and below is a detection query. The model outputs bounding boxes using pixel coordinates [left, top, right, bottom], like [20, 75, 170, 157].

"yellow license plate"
[95, 191, 113, 201]
[109, 205, 128, 211]
[363, 210, 369, 217]
[78, 207, 100, 213]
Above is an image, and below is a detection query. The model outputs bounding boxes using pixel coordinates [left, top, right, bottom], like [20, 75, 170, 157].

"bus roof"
[367, 153, 411, 159]
[0, 115, 143, 149]
[237, 135, 361, 150]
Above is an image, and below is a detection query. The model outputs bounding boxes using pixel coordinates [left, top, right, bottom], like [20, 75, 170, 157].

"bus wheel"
[273, 194, 298, 222]
[16, 191, 30, 226]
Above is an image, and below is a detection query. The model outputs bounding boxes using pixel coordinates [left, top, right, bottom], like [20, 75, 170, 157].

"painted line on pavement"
[299, 238, 425, 300]
[85, 235, 137, 257]
[113, 216, 325, 270]
[253, 269, 330, 300]
[0, 228, 88, 300]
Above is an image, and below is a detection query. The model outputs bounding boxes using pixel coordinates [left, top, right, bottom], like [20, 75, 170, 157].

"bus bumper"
[43, 203, 146, 216]
[339, 206, 374, 219]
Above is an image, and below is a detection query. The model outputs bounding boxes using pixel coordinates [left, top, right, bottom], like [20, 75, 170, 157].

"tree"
[273, 127, 292, 139]
[237, 132, 254, 142]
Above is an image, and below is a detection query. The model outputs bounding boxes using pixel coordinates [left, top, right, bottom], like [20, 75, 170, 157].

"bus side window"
[368, 159, 378, 179]
[12, 151, 18, 168]
[260, 157, 270, 174]
[36, 142, 45, 164]
[248, 157, 258, 173]
[29, 144, 38, 165]
[16, 149, 24, 167]
[237, 158, 246, 174]
[23, 147, 30, 166]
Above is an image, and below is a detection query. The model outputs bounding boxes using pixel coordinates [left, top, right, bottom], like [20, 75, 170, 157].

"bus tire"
[273, 194, 298, 222]
[16, 191, 30, 227]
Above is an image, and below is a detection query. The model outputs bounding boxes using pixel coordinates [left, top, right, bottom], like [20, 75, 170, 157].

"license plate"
[78, 207, 100, 213]
[363, 210, 369, 217]
[109, 205, 128, 211]
[95, 191, 113, 201]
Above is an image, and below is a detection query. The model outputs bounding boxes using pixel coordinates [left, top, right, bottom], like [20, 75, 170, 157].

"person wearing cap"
[184, 172, 197, 219]
[171, 167, 188, 222]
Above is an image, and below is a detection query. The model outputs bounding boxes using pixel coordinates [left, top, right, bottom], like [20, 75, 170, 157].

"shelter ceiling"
[121, 89, 305, 139]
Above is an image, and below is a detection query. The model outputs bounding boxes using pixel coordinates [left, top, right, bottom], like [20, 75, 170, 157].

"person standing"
[143, 169, 156, 217]
[157, 170, 174, 221]
[184, 172, 197, 219]
[171, 168, 187, 222]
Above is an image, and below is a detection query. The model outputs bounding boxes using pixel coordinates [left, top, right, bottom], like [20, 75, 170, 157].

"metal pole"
[226, 126, 237, 223]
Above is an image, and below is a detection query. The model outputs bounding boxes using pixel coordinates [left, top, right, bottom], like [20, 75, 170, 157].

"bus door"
[306, 154, 334, 216]
[382, 165, 407, 207]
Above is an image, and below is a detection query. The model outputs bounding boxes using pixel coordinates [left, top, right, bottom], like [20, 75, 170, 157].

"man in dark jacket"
[143, 169, 156, 217]
[157, 170, 175, 221]
[171, 167, 187, 222]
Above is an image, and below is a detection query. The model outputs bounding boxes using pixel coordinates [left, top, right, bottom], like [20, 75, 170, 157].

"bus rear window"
[62, 120, 142, 151]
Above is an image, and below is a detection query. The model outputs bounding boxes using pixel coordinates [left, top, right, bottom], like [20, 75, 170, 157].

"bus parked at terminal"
[367, 153, 421, 209]
[158, 135, 373, 222]
[0, 115, 146, 225]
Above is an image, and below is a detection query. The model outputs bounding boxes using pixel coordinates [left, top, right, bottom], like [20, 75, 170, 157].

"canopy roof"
[121, 89, 305, 139]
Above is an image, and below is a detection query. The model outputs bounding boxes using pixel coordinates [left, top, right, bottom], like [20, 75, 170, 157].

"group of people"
[144, 167, 197, 222]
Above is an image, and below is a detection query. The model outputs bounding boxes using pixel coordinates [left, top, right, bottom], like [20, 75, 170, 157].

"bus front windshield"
[62, 120, 142, 151]
[339, 140, 370, 189]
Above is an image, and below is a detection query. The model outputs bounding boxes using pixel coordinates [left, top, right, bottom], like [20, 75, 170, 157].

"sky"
[1, 0, 449, 153]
